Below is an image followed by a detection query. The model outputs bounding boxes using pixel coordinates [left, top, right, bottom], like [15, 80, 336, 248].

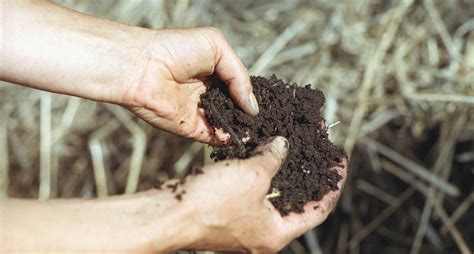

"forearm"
[0, 0, 154, 105]
[0, 190, 199, 253]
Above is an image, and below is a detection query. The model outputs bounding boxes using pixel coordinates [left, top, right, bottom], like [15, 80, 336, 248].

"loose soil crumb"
[155, 167, 204, 201]
[191, 167, 204, 175]
[154, 178, 162, 189]
[167, 183, 179, 193]
[200, 75, 346, 216]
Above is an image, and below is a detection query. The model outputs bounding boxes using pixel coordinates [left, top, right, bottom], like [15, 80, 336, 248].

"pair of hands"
[124, 28, 347, 252]
[0, 1, 347, 251]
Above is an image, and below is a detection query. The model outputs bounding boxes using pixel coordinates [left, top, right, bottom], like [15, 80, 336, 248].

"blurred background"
[1, 0, 473, 253]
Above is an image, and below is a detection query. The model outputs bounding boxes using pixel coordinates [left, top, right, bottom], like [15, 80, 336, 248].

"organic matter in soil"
[200, 75, 346, 216]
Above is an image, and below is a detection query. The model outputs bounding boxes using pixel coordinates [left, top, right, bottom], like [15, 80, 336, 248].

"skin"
[0, 1, 348, 253]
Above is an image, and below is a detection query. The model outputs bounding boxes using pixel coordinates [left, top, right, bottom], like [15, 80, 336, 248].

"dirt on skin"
[199, 75, 347, 216]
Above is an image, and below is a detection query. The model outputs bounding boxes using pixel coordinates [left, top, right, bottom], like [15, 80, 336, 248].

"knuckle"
[265, 152, 282, 171]
[200, 27, 226, 60]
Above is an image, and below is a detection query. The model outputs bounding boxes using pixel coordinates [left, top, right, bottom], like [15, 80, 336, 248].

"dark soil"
[156, 166, 203, 201]
[200, 75, 347, 216]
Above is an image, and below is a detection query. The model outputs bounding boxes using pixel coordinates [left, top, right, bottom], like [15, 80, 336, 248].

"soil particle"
[200, 75, 346, 216]
[154, 178, 162, 189]
[191, 167, 204, 175]
[175, 189, 187, 201]
[167, 183, 179, 193]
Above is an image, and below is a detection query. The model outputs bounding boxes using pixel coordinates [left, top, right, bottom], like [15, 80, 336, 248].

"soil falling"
[200, 75, 346, 216]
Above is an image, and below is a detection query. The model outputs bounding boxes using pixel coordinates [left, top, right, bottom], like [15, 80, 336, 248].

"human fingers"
[206, 27, 259, 116]
[236, 136, 289, 197]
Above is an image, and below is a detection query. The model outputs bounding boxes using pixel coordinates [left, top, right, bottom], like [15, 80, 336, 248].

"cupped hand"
[125, 27, 259, 144]
[174, 136, 348, 252]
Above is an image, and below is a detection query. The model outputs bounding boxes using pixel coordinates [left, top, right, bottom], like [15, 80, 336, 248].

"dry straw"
[1, 0, 473, 253]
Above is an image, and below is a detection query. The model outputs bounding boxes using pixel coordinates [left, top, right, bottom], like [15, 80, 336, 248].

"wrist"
[103, 27, 157, 107]
[2, 191, 203, 253]
[117, 29, 160, 108]
[135, 189, 204, 252]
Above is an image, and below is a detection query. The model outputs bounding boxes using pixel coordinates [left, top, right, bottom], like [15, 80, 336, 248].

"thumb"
[242, 136, 289, 179]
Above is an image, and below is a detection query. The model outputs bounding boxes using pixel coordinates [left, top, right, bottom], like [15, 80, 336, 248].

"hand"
[155, 137, 347, 252]
[1, 136, 346, 253]
[0, 1, 257, 145]
[125, 28, 259, 145]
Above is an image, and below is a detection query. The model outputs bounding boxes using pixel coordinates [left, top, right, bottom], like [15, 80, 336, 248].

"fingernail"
[251, 136, 288, 159]
[247, 93, 260, 115]
[271, 136, 289, 158]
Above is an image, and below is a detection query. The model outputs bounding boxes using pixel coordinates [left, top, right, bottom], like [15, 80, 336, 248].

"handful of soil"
[200, 75, 346, 216]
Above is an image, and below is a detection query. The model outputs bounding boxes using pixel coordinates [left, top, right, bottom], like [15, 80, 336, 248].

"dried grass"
[1, 0, 473, 253]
